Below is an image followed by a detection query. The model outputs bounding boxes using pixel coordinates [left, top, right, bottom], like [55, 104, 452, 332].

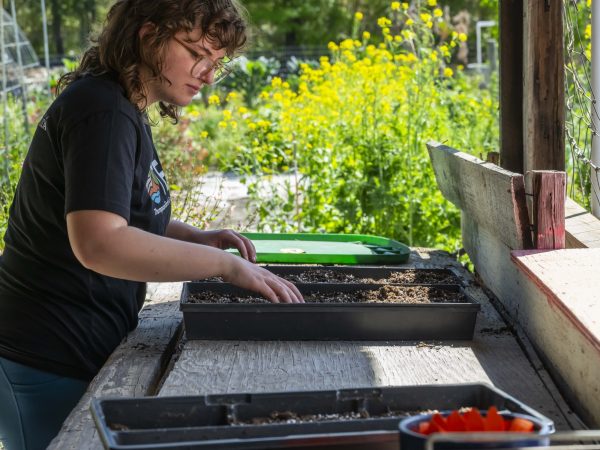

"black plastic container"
[90, 384, 554, 450]
[180, 282, 480, 340]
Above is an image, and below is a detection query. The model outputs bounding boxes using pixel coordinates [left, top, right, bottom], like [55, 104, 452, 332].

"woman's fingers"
[222, 231, 256, 263]
[268, 276, 304, 304]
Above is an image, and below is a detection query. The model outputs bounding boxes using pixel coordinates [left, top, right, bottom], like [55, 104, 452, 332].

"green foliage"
[192, 2, 499, 252]
[0, 92, 51, 251]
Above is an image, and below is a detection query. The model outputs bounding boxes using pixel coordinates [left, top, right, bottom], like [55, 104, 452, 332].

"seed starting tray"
[91, 383, 554, 450]
[180, 282, 480, 341]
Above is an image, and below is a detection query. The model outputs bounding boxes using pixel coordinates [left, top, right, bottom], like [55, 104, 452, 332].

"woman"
[0, 1, 302, 449]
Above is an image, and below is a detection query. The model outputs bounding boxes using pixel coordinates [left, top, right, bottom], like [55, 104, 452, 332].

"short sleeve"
[63, 111, 139, 222]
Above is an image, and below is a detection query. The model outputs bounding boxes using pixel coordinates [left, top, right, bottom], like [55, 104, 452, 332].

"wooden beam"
[532, 171, 566, 249]
[565, 197, 600, 248]
[523, 0, 565, 172]
[427, 141, 532, 250]
[500, 0, 524, 173]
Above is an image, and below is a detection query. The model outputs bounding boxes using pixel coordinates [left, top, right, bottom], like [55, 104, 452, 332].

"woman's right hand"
[222, 255, 304, 303]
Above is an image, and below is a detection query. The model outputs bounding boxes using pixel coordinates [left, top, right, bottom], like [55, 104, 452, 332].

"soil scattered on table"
[188, 285, 467, 304]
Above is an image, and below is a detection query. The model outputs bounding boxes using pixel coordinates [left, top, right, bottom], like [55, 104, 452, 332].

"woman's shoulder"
[54, 73, 139, 124]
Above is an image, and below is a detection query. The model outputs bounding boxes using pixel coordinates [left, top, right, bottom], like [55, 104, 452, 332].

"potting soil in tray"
[180, 282, 480, 340]
[91, 383, 554, 450]
[187, 285, 464, 304]
[200, 266, 462, 286]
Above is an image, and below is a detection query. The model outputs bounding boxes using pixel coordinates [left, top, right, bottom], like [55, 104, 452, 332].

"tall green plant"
[202, 1, 498, 252]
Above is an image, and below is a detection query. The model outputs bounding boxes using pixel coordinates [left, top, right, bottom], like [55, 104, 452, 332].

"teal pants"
[0, 356, 88, 450]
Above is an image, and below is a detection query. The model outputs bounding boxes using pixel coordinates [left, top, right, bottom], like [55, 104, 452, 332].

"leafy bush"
[195, 1, 499, 252]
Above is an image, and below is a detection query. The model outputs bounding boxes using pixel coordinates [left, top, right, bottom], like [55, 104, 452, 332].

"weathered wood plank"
[523, 0, 565, 173]
[532, 171, 566, 249]
[500, 0, 524, 173]
[427, 141, 532, 250]
[159, 252, 573, 430]
[48, 282, 184, 450]
[462, 214, 598, 427]
[161, 335, 572, 429]
[511, 249, 600, 427]
[565, 197, 600, 249]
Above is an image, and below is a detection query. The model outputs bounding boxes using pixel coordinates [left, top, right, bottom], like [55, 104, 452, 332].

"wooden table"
[48, 249, 582, 450]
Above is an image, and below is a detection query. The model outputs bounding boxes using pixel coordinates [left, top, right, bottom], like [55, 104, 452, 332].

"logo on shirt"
[145, 160, 171, 215]
[39, 115, 48, 131]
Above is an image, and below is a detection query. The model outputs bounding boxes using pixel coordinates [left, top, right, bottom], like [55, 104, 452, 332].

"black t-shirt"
[0, 74, 171, 380]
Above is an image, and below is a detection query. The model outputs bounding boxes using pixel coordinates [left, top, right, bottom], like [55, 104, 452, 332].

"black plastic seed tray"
[91, 383, 554, 450]
[180, 282, 480, 340]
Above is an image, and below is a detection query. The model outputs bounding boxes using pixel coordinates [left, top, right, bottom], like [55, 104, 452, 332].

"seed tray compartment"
[180, 282, 480, 340]
[198, 267, 463, 286]
[91, 383, 554, 450]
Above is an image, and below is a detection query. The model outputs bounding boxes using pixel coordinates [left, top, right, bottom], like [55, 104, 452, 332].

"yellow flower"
[363, 31, 371, 40]
[222, 110, 232, 120]
[226, 91, 239, 101]
[406, 18, 414, 26]
[328, 41, 339, 51]
[420, 13, 432, 22]
[585, 24, 592, 40]
[383, 27, 390, 35]
[458, 32, 468, 42]
[426, 21, 433, 28]
[434, 8, 443, 18]
[355, 11, 363, 21]
[238, 106, 248, 114]
[402, 2, 409, 9]
[218, 121, 227, 128]
[378, 16, 392, 27]
[208, 94, 220, 105]
[402, 30, 415, 40]
[440, 45, 450, 57]
[428, 0, 437, 5]
[271, 77, 283, 87]
[391, 1, 401, 10]
[340, 38, 355, 50]
[394, 35, 402, 42]
[188, 110, 200, 118]
[430, 51, 438, 62]
[200, 130, 209, 138]
[444, 67, 454, 77]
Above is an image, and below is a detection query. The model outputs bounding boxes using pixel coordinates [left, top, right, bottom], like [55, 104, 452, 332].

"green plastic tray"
[229, 233, 410, 265]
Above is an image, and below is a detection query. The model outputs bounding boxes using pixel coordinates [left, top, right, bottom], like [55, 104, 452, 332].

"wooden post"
[500, 0, 524, 174]
[523, 0, 565, 173]
[532, 171, 566, 249]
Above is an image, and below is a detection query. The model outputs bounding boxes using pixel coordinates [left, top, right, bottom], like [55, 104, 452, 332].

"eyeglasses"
[172, 36, 235, 84]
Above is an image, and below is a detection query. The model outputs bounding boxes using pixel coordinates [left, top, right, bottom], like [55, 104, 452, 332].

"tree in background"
[11, 0, 497, 59]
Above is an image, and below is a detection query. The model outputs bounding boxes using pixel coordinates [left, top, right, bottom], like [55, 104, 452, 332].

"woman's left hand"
[193, 229, 256, 262]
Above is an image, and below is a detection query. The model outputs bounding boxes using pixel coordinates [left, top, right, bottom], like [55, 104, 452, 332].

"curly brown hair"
[57, 0, 248, 121]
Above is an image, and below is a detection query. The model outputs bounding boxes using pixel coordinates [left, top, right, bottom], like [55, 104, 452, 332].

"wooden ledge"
[565, 198, 600, 249]
[511, 249, 600, 355]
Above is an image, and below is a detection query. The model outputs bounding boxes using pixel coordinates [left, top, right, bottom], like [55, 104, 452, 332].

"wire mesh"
[564, 0, 598, 210]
